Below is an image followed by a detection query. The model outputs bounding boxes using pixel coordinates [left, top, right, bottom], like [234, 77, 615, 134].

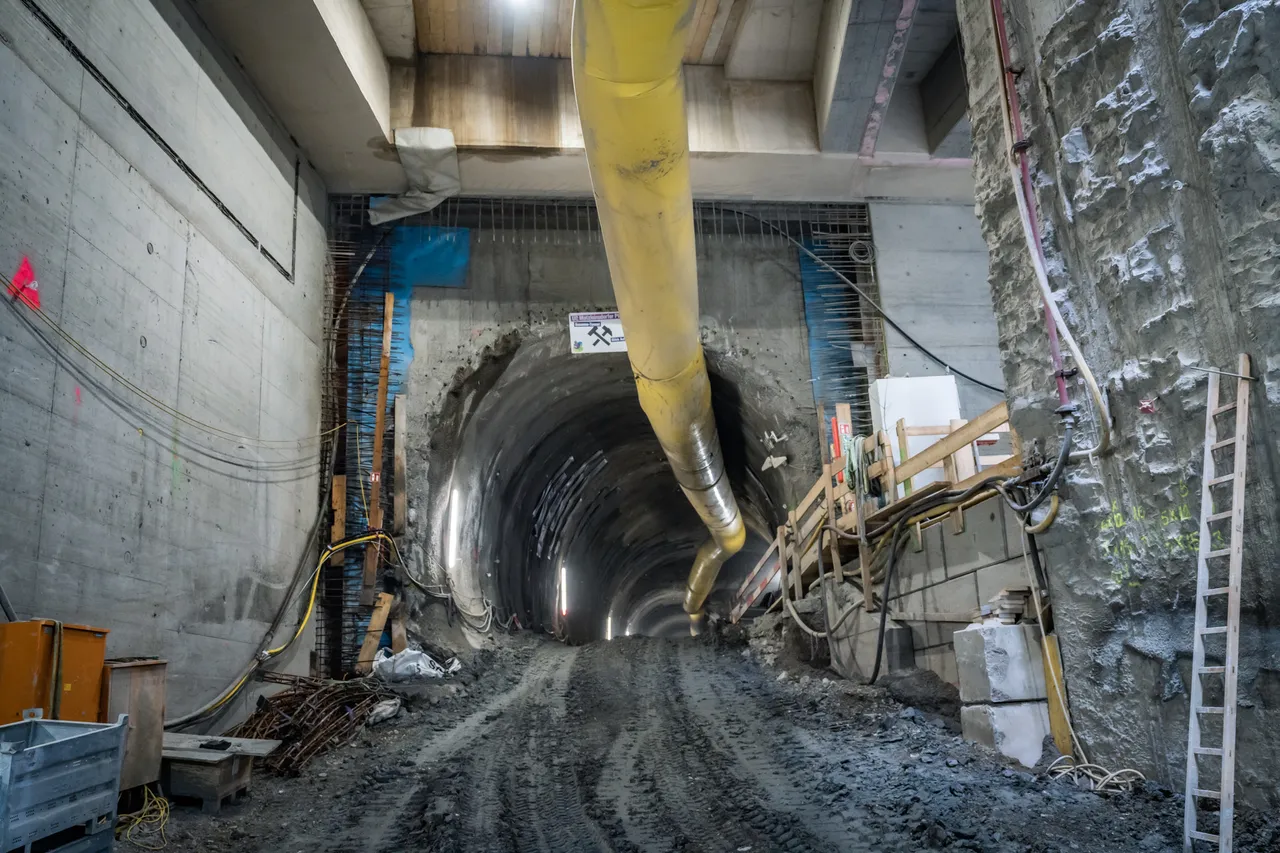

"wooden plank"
[362, 292, 396, 605]
[895, 402, 1009, 483]
[391, 607, 409, 654]
[896, 418, 912, 495]
[164, 733, 281, 758]
[942, 426, 964, 535]
[1041, 634, 1074, 758]
[355, 593, 396, 674]
[954, 455, 1020, 491]
[864, 481, 951, 529]
[951, 419, 978, 480]
[735, 535, 780, 599]
[393, 395, 408, 535]
[878, 430, 897, 504]
[163, 748, 238, 766]
[822, 462, 842, 583]
[787, 511, 803, 601]
[330, 475, 346, 566]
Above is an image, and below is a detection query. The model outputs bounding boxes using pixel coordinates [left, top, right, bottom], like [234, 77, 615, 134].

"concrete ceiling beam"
[194, 0, 407, 192]
[402, 54, 972, 202]
[814, 0, 920, 154]
[920, 33, 967, 155]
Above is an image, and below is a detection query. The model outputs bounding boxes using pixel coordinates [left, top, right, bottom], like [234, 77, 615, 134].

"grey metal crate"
[0, 714, 127, 853]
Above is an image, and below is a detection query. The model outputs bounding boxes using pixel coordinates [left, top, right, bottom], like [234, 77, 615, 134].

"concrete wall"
[958, 0, 1280, 806]
[871, 201, 1003, 419]
[833, 501, 1040, 686]
[0, 0, 327, 718]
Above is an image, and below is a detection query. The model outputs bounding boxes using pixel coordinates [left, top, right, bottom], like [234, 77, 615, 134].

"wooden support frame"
[361, 292, 395, 605]
[354, 592, 395, 674]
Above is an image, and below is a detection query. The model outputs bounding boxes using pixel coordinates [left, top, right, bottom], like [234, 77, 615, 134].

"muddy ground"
[161, 634, 1279, 853]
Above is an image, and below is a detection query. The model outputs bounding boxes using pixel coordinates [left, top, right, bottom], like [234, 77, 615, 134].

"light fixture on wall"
[559, 564, 568, 617]
[606, 615, 612, 641]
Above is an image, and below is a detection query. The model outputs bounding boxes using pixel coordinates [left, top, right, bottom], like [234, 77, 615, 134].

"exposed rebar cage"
[317, 196, 884, 669]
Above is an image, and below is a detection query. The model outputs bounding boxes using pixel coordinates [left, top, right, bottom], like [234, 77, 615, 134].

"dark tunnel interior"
[433, 335, 800, 641]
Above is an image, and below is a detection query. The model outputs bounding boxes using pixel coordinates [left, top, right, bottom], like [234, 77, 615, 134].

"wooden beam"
[362, 292, 395, 605]
[391, 605, 409, 654]
[330, 475, 346, 566]
[393, 395, 408, 535]
[355, 592, 395, 674]
[896, 418, 912, 495]
[1042, 634, 1074, 757]
[895, 402, 1009, 484]
[822, 461, 842, 583]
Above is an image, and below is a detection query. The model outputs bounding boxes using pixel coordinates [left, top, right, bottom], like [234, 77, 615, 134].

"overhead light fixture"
[606, 615, 612, 641]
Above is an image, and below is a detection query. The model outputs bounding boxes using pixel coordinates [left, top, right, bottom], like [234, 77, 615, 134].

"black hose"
[0, 579, 16, 621]
[1003, 421, 1074, 514]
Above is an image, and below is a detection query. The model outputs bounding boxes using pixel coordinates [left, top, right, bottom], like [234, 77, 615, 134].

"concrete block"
[923, 573, 980, 616]
[953, 622, 1047, 704]
[961, 702, 1052, 768]
[942, 503, 1007, 576]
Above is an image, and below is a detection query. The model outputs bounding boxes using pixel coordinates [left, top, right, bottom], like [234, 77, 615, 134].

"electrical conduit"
[572, 0, 746, 632]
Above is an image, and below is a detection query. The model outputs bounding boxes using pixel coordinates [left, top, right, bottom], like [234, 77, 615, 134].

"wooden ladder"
[1184, 354, 1253, 852]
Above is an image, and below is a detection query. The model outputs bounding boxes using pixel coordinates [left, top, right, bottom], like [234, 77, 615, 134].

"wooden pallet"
[162, 750, 253, 815]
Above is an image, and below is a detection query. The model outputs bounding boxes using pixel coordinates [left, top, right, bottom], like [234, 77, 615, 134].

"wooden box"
[99, 658, 167, 790]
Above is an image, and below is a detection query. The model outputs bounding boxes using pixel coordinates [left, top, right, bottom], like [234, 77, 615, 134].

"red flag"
[8, 257, 40, 309]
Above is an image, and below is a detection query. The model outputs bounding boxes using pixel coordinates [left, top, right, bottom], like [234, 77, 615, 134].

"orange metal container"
[0, 619, 109, 724]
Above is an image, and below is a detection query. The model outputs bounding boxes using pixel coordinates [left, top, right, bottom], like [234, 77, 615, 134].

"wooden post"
[822, 461, 843, 583]
[354, 592, 395, 674]
[361, 292, 395, 605]
[895, 418, 912, 496]
[947, 418, 975, 534]
[787, 510, 803, 601]
[1041, 634, 1073, 758]
[877, 430, 897, 503]
[393, 394, 407, 535]
[329, 475, 346, 567]
[390, 605, 409, 654]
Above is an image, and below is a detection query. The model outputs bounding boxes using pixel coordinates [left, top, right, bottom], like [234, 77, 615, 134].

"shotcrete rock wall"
[957, 0, 1280, 805]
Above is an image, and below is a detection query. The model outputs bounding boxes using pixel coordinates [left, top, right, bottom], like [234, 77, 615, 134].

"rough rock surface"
[956, 0, 1280, 806]
[162, 636, 1280, 852]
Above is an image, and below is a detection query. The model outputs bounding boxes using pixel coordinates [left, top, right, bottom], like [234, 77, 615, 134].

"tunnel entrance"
[426, 334, 796, 641]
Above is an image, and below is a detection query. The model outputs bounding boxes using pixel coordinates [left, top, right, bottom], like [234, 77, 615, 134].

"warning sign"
[570, 311, 627, 354]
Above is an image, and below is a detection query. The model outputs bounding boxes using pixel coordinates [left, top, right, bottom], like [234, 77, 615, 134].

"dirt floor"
[161, 634, 1279, 853]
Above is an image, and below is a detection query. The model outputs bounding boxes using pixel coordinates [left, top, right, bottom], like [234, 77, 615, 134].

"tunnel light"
[559, 564, 568, 616]
[606, 615, 612, 641]
[447, 488, 461, 569]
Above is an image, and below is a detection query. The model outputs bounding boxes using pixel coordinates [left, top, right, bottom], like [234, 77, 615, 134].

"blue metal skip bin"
[0, 713, 127, 853]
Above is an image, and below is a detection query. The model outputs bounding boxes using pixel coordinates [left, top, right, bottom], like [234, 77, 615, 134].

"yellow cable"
[3, 273, 346, 446]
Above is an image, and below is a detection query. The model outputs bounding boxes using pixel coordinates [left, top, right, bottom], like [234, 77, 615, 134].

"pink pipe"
[990, 0, 1071, 406]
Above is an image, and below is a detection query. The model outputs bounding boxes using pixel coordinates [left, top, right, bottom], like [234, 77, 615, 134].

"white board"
[570, 311, 627, 354]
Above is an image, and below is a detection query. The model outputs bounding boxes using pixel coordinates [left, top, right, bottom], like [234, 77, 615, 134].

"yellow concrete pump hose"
[572, 0, 746, 630]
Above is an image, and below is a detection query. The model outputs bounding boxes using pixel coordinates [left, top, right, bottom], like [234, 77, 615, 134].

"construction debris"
[974, 586, 1032, 625]
[228, 673, 397, 775]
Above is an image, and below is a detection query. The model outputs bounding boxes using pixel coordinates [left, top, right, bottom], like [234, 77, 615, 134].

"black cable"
[0, 580, 16, 622]
[724, 206, 1006, 395]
